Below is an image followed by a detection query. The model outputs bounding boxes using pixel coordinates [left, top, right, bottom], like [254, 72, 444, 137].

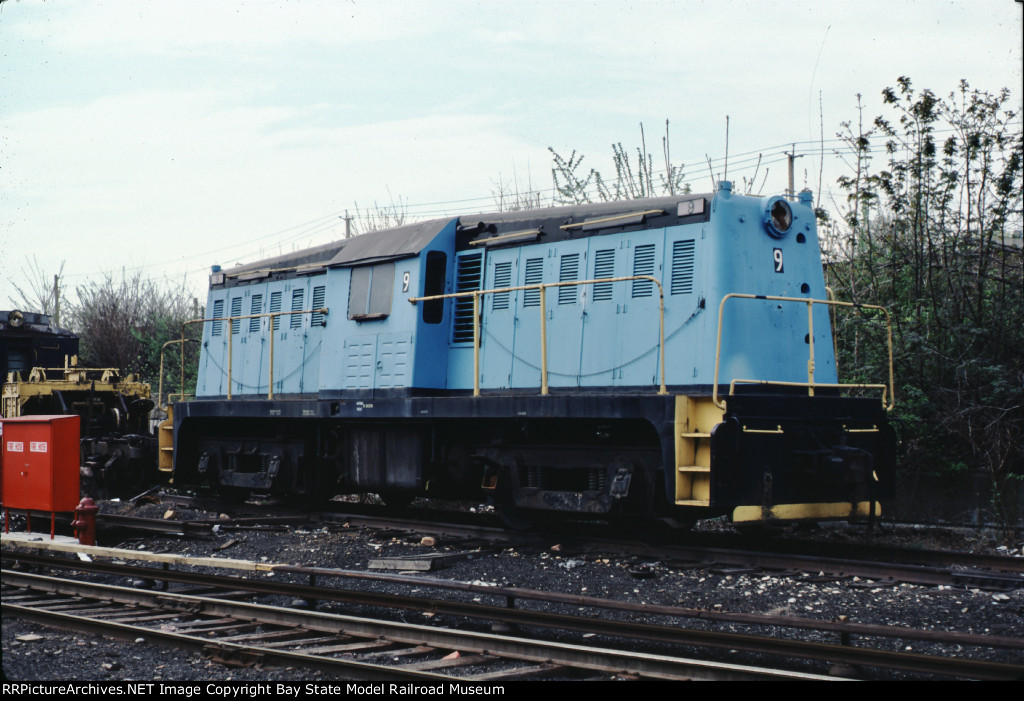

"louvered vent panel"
[230, 297, 242, 334]
[453, 253, 483, 344]
[269, 291, 282, 330]
[558, 253, 579, 305]
[249, 294, 262, 333]
[211, 300, 224, 336]
[592, 249, 615, 301]
[492, 262, 512, 310]
[523, 258, 543, 307]
[632, 244, 656, 298]
[311, 285, 326, 326]
[290, 289, 304, 329]
[671, 240, 695, 295]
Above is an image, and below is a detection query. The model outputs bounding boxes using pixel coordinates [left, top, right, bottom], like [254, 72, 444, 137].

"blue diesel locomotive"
[171, 182, 897, 524]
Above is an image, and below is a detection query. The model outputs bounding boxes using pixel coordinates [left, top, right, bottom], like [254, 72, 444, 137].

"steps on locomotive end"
[674, 397, 718, 507]
[157, 405, 174, 474]
[675, 433, 712, 507]
[675, 460, 711, 507]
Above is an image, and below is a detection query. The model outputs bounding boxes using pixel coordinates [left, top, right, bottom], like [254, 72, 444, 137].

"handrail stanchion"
[473, 292, 481, 397]
[658, 285, 666, 395]
[227, 316, 233, 400]
[539, 286, 549, 396]
[158, 338, 199, 410]
[806, 299, 815, 395]
[269, 313, 276, 400]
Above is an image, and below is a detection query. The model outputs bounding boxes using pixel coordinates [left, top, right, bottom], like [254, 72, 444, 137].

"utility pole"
[53, 274, 61, 327]
[342, 210, 354, 239]
[786, 144, 804, 198]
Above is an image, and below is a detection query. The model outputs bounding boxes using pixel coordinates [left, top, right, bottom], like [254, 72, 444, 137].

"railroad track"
[2, 569, 832, 682]
[65, 502, 1024, 590]
[291, 511, 1024, 590]
[4, 546, 1022, 680]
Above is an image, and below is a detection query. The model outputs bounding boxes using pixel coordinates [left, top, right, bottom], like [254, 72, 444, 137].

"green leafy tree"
[829, 77, 1023, 529]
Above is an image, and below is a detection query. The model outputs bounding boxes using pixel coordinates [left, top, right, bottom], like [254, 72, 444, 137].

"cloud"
[2, 0, 1019, 308]
[3, 85, 546, 280]
[8, 1, 445, 54]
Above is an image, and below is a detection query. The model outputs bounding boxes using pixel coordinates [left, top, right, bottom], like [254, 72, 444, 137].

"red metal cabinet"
[2, 415, 81, 512]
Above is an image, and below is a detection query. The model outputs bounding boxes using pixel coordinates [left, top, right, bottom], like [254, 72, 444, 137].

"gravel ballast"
[3, 501, 1022, 681]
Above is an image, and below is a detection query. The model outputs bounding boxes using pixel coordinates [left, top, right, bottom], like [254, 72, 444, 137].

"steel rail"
[2, 570, 828, 682]
[7, 513, 1023, 588]
[142, 496, 1024, 578]
[1, 603, 450, 681]
[11, 549, 1022, 652]
[313, 508, 1024, 578]
[5, 553, 1022, 681]
[309, 507, 1024, 578]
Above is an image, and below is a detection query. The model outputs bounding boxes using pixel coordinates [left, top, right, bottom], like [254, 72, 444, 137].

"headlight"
[764, 197, 793, 238]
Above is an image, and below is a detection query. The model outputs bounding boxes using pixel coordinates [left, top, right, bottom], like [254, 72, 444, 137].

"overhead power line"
[51, 121, 1023, 283]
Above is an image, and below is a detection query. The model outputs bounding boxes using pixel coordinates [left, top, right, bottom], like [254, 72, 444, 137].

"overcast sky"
[1, 0, 1021, 310]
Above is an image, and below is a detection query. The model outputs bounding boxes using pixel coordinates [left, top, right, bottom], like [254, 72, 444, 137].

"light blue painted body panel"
[197, 220, 459, 396]
[446, 189, 835, 393]
[478, 248, 520, 389]
[195, 190, 836, 398]
[327, 260, 416, 392]
[323, 220, 457, 392]
[197, 276, 328, 398]
[506, 249, 545, 389]
[409, 223, 459, 389]
[707, 190, 837, 388]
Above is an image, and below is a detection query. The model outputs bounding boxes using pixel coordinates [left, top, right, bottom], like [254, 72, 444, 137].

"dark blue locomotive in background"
[172, 182, 897, 524]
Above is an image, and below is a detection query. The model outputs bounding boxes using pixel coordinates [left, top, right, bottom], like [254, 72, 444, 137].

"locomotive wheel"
[494, 504, 536, 531]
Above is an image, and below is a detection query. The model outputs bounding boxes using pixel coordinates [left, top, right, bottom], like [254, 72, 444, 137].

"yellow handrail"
[713, 293, 894, 411]
[410, 275, 666, 396]
[158, 338, 200, 409]
[179, 307, 328, 401]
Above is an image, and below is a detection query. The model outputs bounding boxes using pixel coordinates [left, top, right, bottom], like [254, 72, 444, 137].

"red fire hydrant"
[72, 497, 99, 546]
